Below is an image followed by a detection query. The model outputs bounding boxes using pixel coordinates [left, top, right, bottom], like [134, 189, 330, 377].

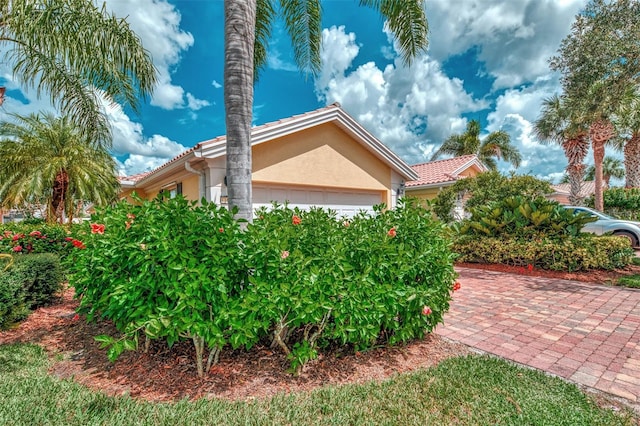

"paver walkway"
[436, 267, 640, 406]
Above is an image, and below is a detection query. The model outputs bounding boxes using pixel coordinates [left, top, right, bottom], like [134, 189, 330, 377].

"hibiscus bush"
[0, 224, 77, 256]
[68, 195, 457, 376]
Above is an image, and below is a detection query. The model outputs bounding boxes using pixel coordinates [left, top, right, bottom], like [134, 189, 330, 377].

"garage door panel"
[253, 186, 381, 218]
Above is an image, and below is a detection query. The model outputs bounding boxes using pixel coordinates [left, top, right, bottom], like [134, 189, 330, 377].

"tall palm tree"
[224, 0, 429, 222]
[0, 113, 120, 223]
[0, 0, 157, 146]
[429, 120, 521, 170]
[534, 95, 589, 205]
[611, 87, 640, 188]
[585, 156, 625, 186]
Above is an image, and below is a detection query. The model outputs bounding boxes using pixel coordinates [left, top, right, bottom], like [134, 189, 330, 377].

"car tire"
[612, 231, 639, 248]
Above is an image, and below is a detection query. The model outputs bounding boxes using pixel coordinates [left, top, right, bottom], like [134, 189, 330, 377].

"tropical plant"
[0, 0, 157, 146]
[224, 0, 429, 221]
[534, 94, 589, 205]
[429, 120, 521, 170]
[0, 113, 120, 223]
[611, 87, 640, 188]
[585, 156, 625, 186]
[550, 0, 640, 210]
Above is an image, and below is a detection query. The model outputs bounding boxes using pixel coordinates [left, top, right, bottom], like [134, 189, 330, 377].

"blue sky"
[0, 0, 594, 181]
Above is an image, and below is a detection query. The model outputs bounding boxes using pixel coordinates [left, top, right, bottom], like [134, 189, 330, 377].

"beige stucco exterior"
[119, 105, 416, 212]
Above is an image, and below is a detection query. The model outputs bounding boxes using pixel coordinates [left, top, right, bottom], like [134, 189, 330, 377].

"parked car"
[563, 206, 640, 248]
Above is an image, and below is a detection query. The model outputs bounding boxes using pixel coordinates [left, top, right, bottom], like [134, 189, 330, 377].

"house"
[404, 155, 488, 201]
[120, 103, 418, 217]
[549, 181, 601, 205]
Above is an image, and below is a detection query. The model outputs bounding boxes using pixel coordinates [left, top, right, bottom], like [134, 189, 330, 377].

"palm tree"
[429, 120, 521, 170]
[534, 95, 589, 205]
[611, 87, 640, 188]
[0, 113, 120, 223]
[0, 0, 157, 146]
[585, 156, 625, 186]
[224, 0, 429, 222]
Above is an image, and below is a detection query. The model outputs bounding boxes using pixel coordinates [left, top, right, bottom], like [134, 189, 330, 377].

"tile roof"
[551, 181, 601, 198]
[406, 155, 483, 187]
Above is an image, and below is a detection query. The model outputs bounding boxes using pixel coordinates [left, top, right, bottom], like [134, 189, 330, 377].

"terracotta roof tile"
[551, 181, 601, 198]
[406, 155, 481, 187]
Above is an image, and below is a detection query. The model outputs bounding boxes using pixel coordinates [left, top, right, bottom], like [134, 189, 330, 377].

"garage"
[253, 185, 384, 218]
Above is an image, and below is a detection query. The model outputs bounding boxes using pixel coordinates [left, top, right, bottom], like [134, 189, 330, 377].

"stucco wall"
[252, 123, 391, 192]
[405, 186, 442, 201]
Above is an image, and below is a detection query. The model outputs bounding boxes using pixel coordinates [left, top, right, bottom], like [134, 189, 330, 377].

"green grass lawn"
[0, 343, 635, 426]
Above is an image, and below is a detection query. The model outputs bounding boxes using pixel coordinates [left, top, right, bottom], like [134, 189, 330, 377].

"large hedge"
[586, 187, 640, 220]
[67, 195, 458, 376]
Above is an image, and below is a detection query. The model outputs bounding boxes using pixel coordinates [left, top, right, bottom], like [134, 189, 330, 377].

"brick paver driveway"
[437, 268, 640, 406]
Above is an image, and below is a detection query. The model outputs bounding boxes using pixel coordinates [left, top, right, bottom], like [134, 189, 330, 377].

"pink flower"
[422, 306, 432, 316]
[387, 227, 397, 237]
[281, 250, 290, 259]
[453, 282, 461, 291]
[125, 221, 132, 230]
[126, 213, 136, 220]
[65, 237, 74, 241]
[292, 215, 302, 225]
[13, 245, 22, 252]
[29, 230, 41, 237]
[343, 221, 350, 227]
[12, 233, 23, 241]
[91, 223, 105, 234]
[218, 227, 224, 233]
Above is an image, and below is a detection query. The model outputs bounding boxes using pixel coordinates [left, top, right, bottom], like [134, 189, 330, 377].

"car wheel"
[613, 231, 639, 248]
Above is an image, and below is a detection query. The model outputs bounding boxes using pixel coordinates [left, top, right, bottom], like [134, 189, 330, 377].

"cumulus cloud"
[315, 26, 486, 162]
[104, 101, 187, 175]
[425, 0, 586, 89]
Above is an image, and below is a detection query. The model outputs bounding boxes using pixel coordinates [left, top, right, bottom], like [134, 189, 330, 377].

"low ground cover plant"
[67, 195, 457, 376]
[453, 197, 634, 271]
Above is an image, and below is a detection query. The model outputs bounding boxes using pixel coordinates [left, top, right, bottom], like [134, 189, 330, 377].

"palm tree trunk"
[590, 120, 614, 211]
[624, 133, 640, 188]
[563, 135, 588, 205]
[224, 0, 256, 223]
[50, 170, 69, 224]
[567, 163, 585, 205]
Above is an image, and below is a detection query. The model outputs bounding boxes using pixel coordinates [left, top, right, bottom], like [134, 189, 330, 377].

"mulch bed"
[1, 262, 637, 403]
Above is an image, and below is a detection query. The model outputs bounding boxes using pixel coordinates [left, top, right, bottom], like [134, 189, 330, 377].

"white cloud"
[186, 93, 210, 111]
[315, 26, 485, 162]
[212, 80, 222, 89]
[267, 48, 298, 72]
[425, 0, 586, 89]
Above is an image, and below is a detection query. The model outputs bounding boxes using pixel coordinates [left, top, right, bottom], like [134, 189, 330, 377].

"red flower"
[387, 227, 397, 237]
[12, 233, 23, 241]
[29, 230, 41, 237]
[13, 245, 22, 252]
[292, 215, 302, 225]
[281, 250, 290, 259]
[422, 306, 432, 316]
[65, 237, 74, 241]
[91, 223, 105, 234]
[125, 221, 132, 230]
[218, 227, 224, 233]
[72, 239, 86, 249]
[527, 264, 534, 272]
[72, 314, 80, 321]
[126, 213, 136, 220]
[453, 281, 461, 291]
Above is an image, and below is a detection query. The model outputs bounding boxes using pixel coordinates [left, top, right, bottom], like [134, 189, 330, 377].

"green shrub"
[454, 235, 633, 271]
[456, 196, 596, 239]
[0, 224, 76, 257]
[432, 171, 553, 222]
[67, 194, 246, 377]
[616, 275, 640, 288]
[68, 195, 457, 376]
[11, 254, 63, 308]
[586, 187, 640, 220]
[0, 267, 29, 330]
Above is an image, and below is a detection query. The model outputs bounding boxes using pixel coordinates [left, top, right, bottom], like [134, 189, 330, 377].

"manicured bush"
[454, 235, 633, 271]
[0, 255, 28, 329]
[11, 253, 64, 309]
[452, 196, 634, 271]
[67, 194, 246, 377]
[68, 195, 458, 376]
[586, 187, 640, 220]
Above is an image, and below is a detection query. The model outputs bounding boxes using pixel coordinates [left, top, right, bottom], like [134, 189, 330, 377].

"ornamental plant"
[0, 224, 77, 257]
[66, 193, 245, 377]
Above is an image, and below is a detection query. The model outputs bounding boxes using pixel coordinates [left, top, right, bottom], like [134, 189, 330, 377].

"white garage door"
[253, 186, 383, 218]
